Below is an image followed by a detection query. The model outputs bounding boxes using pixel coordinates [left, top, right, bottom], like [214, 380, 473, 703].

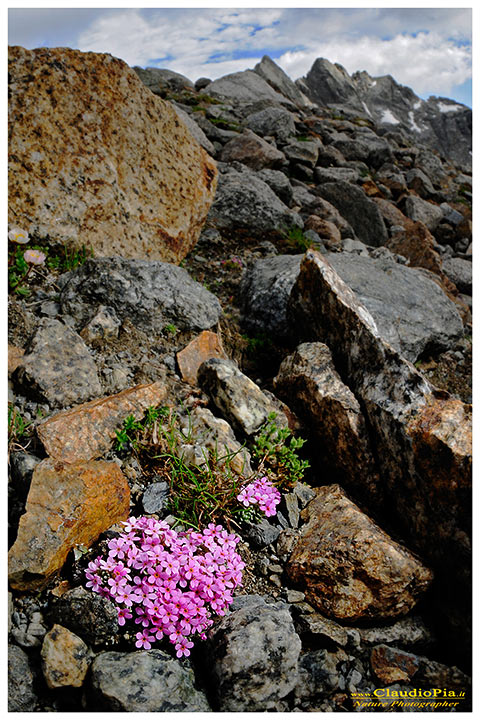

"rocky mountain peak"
[299, 56, 471, 168]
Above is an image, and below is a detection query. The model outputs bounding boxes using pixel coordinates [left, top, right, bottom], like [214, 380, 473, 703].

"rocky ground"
[8, 47, 472, 712]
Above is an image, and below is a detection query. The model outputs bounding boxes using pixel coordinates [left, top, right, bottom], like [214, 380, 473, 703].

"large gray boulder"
[59, 257, 222, 334]
[315, 180, 389, 246]
[202, 69, 294, 108]
[133, 66, 194, 94]
[240, 252, 463, 361]
[90, 649, 211, 712]
[246, 105, 296, 143]
[207, 163, 302, 238]
[206, 596, 301, 711]
[254, 55, 313, 109]
[219, 129, 286, 170]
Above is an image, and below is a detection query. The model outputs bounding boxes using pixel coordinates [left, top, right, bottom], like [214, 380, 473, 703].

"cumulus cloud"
[278, 31, 472, 98]
[10, 7, 472, 102]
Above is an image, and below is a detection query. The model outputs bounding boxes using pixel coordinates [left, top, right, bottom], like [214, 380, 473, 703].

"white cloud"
[277, 31, 471, 98]
[10, 7, 472, 102]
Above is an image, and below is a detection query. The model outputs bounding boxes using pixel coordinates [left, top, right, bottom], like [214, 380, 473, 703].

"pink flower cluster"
[237, 477, 281, 517]
[85, 516, 244, 658]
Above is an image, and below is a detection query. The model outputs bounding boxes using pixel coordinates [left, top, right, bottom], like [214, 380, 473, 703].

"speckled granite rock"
[8, 458, 130, 590]
[37, 381, 166, 463]
[198, 357, 288, 436]
[41, 624, 92, 688]
[8, 644, 37, 711]
[59, 257, 222, 334]
[48, 587, 119, 648]
[15, 318, 101, 408]
[8, 45, 217, 263]
[206, 596, 301, 711]
[286, 485, 433, 621]
[274, 342, 380, 502]
[90, 649, 211, 711]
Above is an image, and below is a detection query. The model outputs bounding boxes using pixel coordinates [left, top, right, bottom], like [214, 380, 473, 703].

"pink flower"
[23, 249, 46, 265]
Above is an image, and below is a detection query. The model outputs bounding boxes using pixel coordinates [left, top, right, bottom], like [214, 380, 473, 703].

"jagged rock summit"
[299, 57, 471, 169]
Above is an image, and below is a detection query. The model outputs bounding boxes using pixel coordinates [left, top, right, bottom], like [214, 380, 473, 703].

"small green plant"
[295, 134, 312, 142]
[241, 332, 273, 357]
[252, 413, 310, 488]
[8, 405, 33, 451]
[282, 226, 314, 253]
[115, 406, 170, 452]
[47, 244, 93, 272]
[209, 117, 241, 131]
[163, 323, 178, 337]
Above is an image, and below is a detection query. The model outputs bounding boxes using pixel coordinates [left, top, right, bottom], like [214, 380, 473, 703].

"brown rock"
[371, 644, 420, 684]
[177, 331, 226, 385]
[219, 129, 286, 170]
[41, 624, 91, 688]
[286, 485, 433, 621]
[370, 644, 470, 689]
[37, 381, 166, 463]
[274, 342, 380, 503]
[8, 344, 24, 375]
[304, 215, 342, 249]
[8, 458, 130, 590]
[374, 198, 460, 301]
[288, 250, 471, 652]
[8, 46, 217, 264]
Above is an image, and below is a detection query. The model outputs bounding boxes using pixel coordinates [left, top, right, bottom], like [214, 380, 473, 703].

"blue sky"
[7, 6, 473, 107]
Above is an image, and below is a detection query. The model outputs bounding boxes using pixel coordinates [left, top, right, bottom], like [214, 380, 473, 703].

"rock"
[178, 406, 252, 476]
[370, 644, 470, 688]
[197, 357, 287, 436]
[305, 216, 342, 248]
[286, 485, 433, 621]
[9, 451, 41, 497]
[325, 252, 463, 362]
[442, 257, 472, 295]
[242, 519, 281, 549]
[8, 46, 217, 263]
[176, 330, 226, 384]
[219, 129, 286, 170]
[402, 195, 444, 231]
[8, 458, 130, 590]
[332, 135, 393, 169]
[256, 168, 293, 205]
[240, 254, 302, 340]
[90, 649, 210, 711]
[314, 166, 359, 184]
[294, 610, 349, 647]
[41, 624, 92, 688]
[246, 106, 296, 144]
[60, 257, 222, 334]
[206, 597, 301, 711]
[241, 252, 463, 362]
[171, 103, 215, 155]
[202, 69, 293, 108]
[37, 381, 166, 463]
[406, 168, 437, 198]
[10, 606, 48, 649]
[48, 587, 119, 647]
[8, 644, 37, 711]
[283, 139, 320, 168]
[195, 77, 211, 91]
[294, 649, 346, 704]
[315, 180, 388, 246]
[207, 163, 302, 239]
[440, 202, 464, 227]
[8, 344, 24, 375]
[274, 343, 380, 502]
[80, 305, 121, 344]
[254, 55, 313, 109]
[358, 616, 435, 650]
[141, 481, 169, 514]
[288, 250, 471, 656]
[15, 318, 101, 408]
[133, 66, 194, 94]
